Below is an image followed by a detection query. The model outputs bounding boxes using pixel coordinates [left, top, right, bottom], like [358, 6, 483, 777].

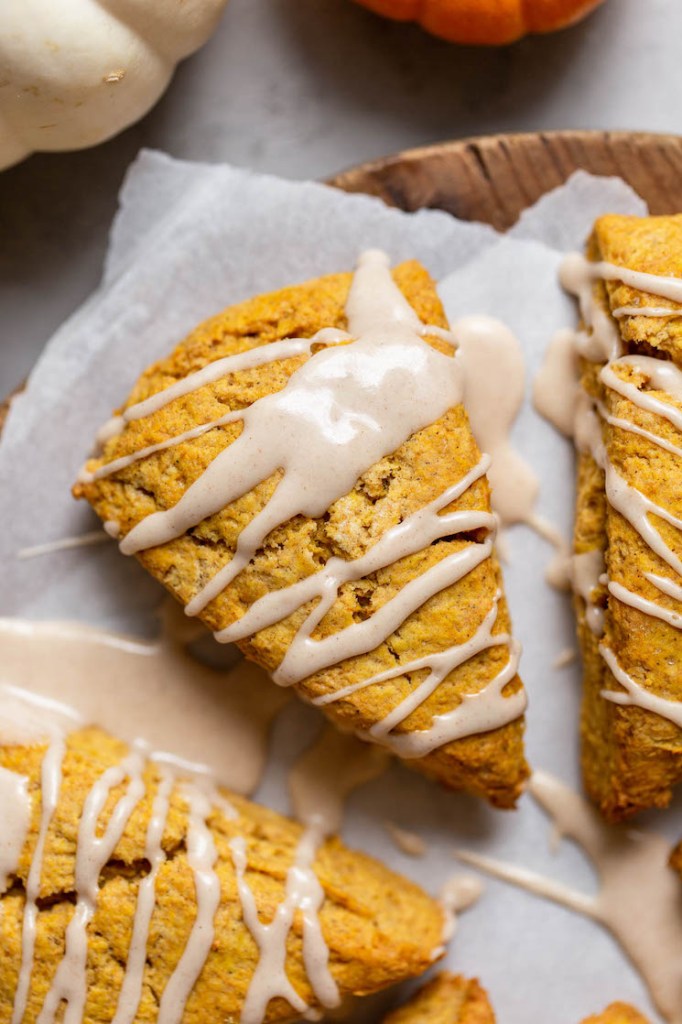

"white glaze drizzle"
[571, 549, 605, 636]
[276, 540, 495, 696]
[613, 304, 680, 319]
[37, 746, 147, 1024]
[156, 785, 221, 1024]
[599, 645, 682, 727]
[92, 331, 351, 443]
[533, 328, 580, 438]
[369, 639, 522, 758]
[559, 254, 622, 363]
[111, 769, 174, 1024]
[233, 726, 386, 1022]
[384, 822, 427, 857]
[526, 513, 573, 591]
[85, 410, 245, 483]
[646, 571, 682, 601]
[451, 315, 538, 525]
[214, 458, 494, 649]
[11, 708, 68, 1024]
[315, 592, 523, 758]
[17, 530, 111, 559]
[607, 579, 682, 630]
[600, 406, 682, 458]
[603, 457, 682, 578]
[288, 724, 474, 971]
[89, 250, 523, 756]
[289, 725, 388, 836]
[456, 770, 682, 1024]
[601, 355, 682, 428]
[559, 252, 682, 728]
[118, 252, 463, 566]
[233, 822, 342, 1018]
[450, 314, 569, 585]
[0, 768, 30, 894]
[434, 874, 484, 956]
[552, 647, 577, 669]
[238, 724, 393, 1019]
[585, 259, 682, 303]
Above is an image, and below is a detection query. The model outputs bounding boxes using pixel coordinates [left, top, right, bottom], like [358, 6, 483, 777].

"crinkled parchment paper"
[0, 153, 677, 1023]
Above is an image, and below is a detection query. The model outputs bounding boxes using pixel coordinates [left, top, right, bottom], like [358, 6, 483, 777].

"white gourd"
[0, 0, 228, 170]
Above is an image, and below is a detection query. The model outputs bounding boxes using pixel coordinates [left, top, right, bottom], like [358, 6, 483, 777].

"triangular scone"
[380, 972, 495, 1023]
[581, 1005, 651, 1024]
[571, 215, 682, 820]
[75, 257, 528, 809]
[0, 726, 444, 1024]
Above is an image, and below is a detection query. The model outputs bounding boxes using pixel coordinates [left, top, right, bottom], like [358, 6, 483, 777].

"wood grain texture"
[329, 130, 682, 229]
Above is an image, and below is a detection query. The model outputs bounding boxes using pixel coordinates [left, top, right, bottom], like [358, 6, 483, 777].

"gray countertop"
[1, 0, 680, 393]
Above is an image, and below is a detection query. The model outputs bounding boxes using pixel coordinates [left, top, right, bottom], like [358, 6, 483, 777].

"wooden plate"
[3, 129, 681, 431]
[329, 129, 682, 230]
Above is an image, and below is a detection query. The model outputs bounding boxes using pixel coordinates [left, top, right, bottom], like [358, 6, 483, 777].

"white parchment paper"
[0, 153, 677, 1023]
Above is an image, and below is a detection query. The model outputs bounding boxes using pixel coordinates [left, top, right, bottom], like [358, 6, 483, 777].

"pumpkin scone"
[581, 1005, 651, 1024]
[74, 251, 528, 809]
[0, 723, 445, 1024]
[561, 215, 682, 821]
[380, 972, 495, 1023]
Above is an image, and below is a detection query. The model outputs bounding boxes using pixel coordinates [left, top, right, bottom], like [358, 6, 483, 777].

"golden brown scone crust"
[74, 262, 528, 809]
[0, 727, 444, 1024]
[593, 214, 682, 364]
[380, 972, 495, 1023]
[580, 1003, 651, 1024]
[575, 216, 682, 821]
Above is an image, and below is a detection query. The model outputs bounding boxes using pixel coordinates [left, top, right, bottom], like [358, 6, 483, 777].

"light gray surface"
[1, 0, 681, 393]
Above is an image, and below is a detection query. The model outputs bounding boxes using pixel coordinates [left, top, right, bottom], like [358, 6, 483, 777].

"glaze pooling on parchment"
[0, 610, 289, 796]
[538, 253, 682, 728]
[452, 314, 571, 587]
[85, 249, 525, 755]
[456, 771, 682, 1024]
[0, 690, 357, 1024]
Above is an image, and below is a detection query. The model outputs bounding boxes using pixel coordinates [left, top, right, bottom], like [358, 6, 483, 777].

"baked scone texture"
[580, 1003, 651, 1024]
[573, 215, 682, 820]
[380, 972, 495, 1024]
[75, 261, 528, 809]
[0, 727, 444, 1024]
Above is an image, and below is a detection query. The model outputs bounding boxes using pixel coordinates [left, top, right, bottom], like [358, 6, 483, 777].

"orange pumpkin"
[353, 0, 606, 45]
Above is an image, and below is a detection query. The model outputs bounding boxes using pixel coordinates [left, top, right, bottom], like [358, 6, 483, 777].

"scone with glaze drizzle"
[0, 713, 445, 1024]
[75, 252, 528, 808]
[562, 215, 682, 820]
